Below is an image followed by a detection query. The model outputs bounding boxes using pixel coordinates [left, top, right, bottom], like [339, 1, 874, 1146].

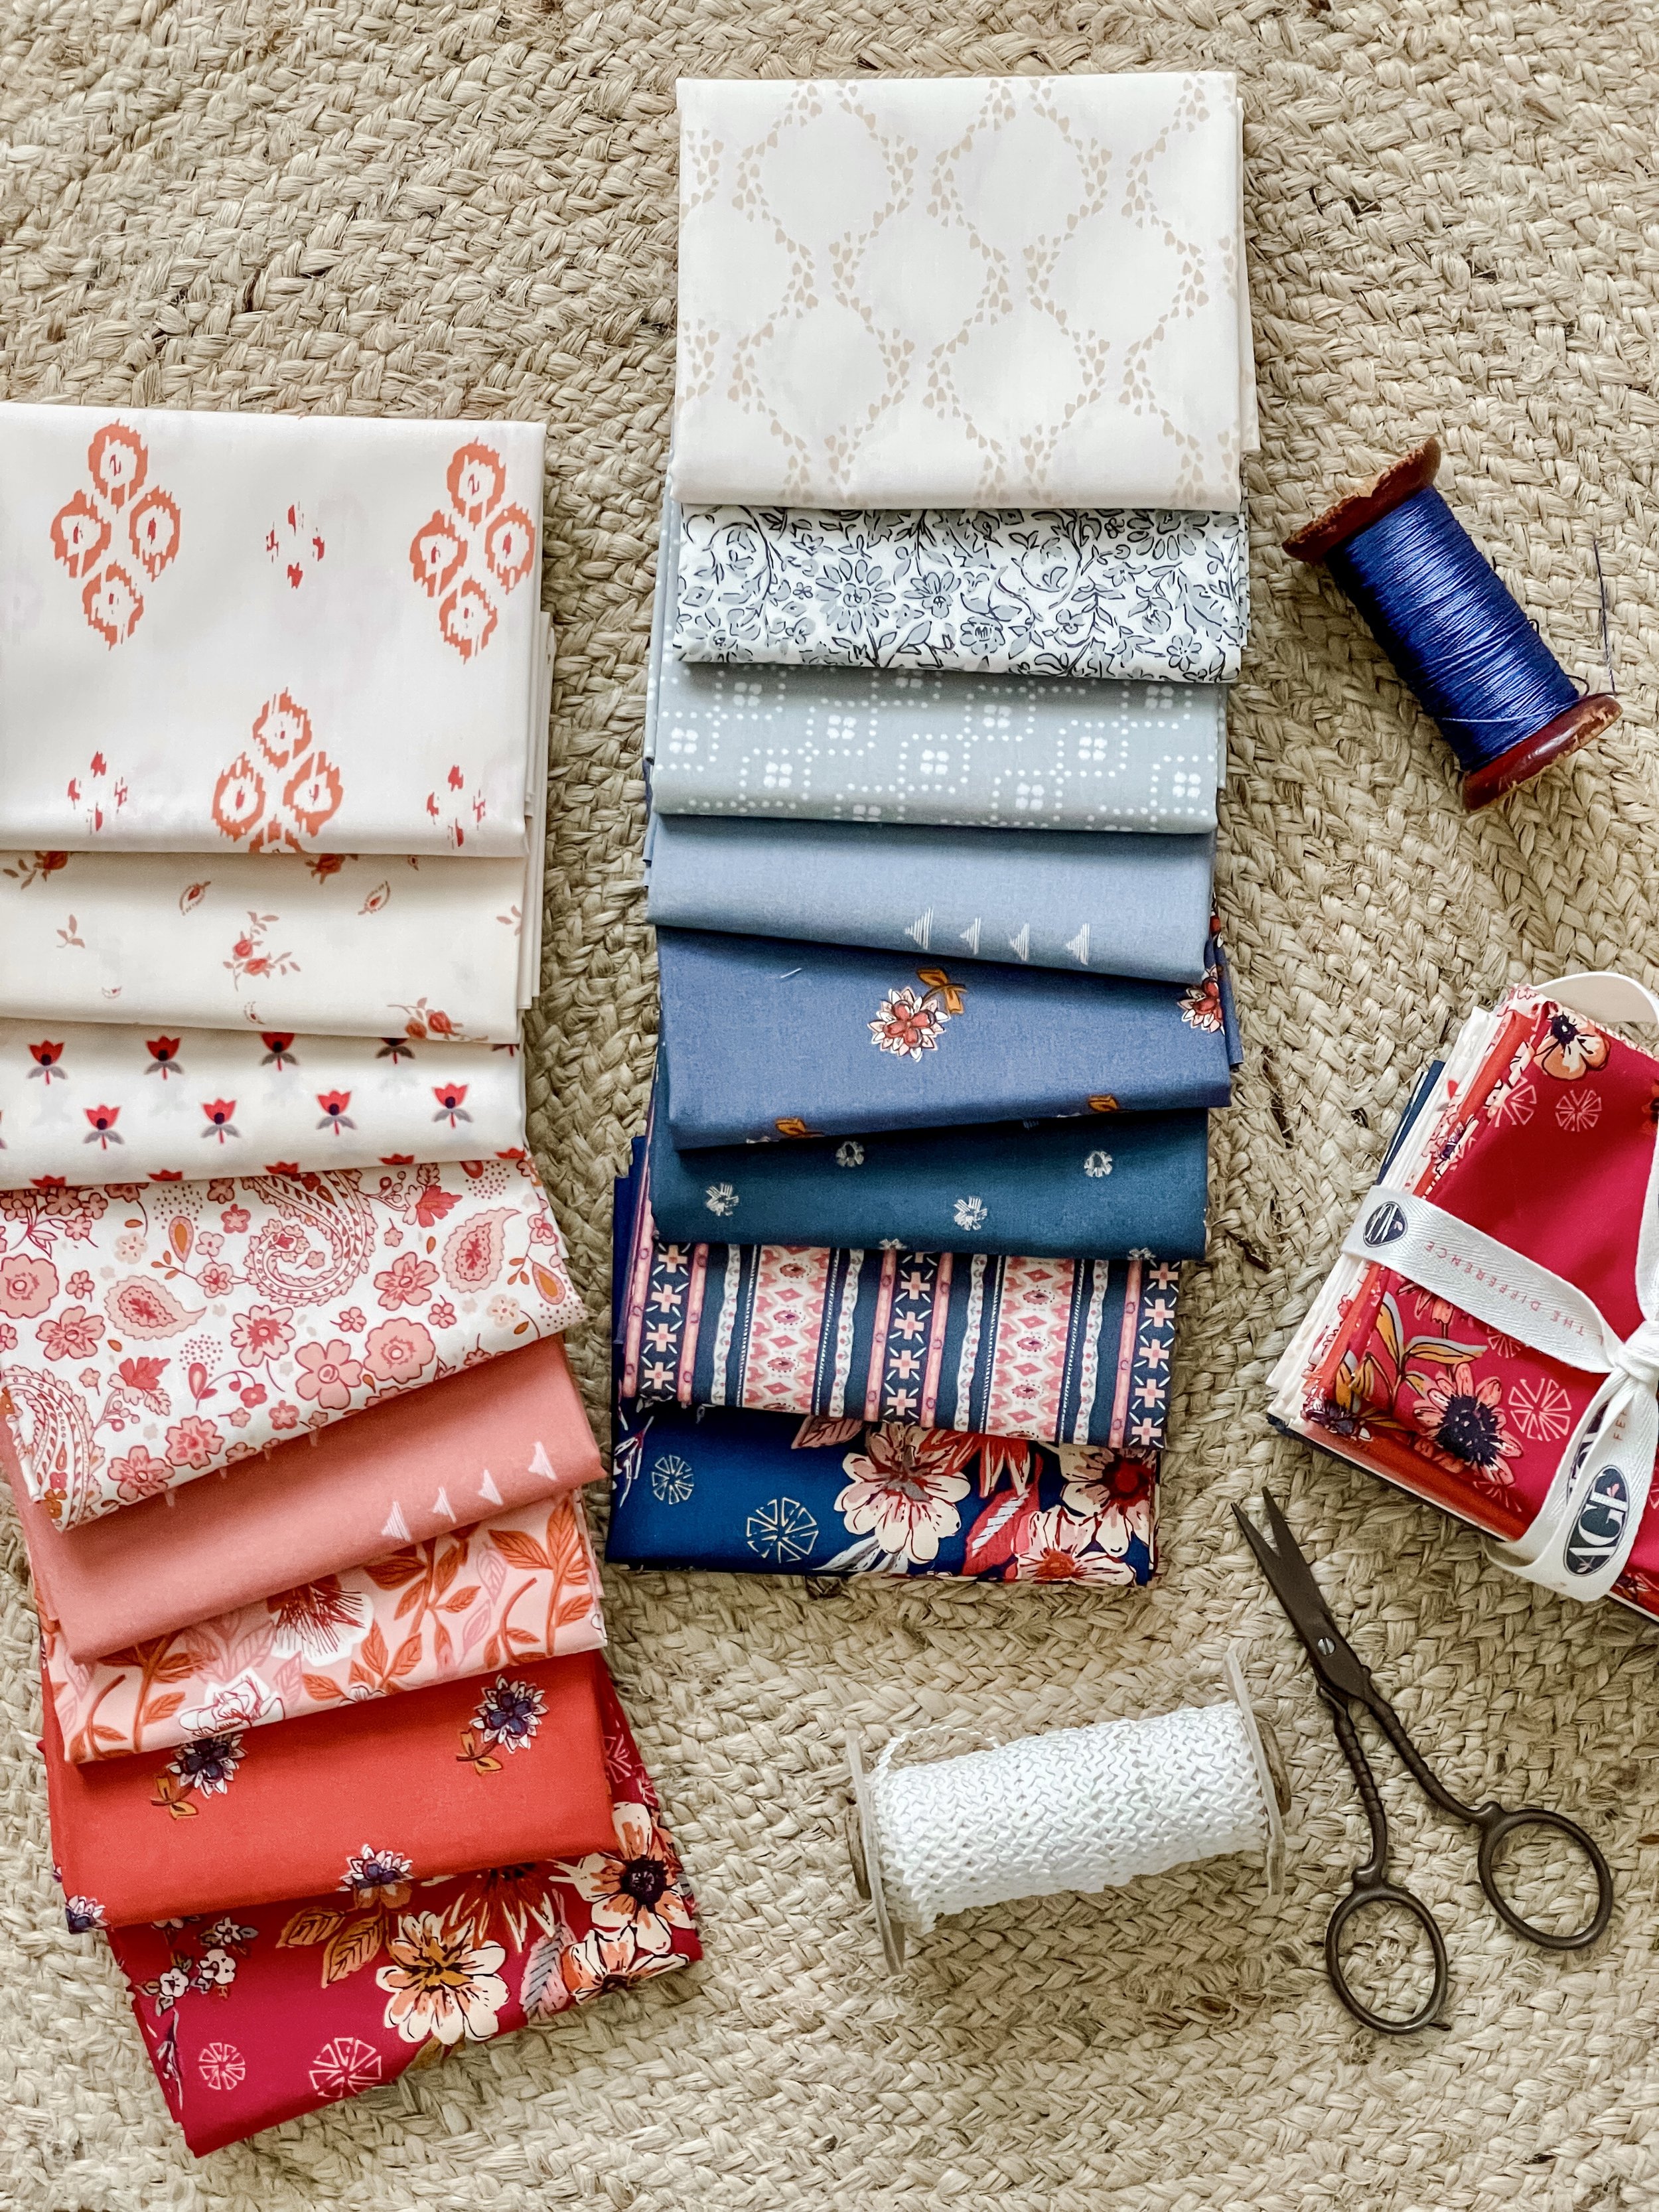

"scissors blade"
[1233, 1491, 1377, 1704]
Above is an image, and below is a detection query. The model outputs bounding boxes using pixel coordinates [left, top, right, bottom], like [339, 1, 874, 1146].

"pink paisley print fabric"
[0, 405, 543, 857]
[0, 849, 530, 1041]
[44, 1489, 607, 1761]
[0, 1156, 583, 1528]
[0, 1021, 526, 1186]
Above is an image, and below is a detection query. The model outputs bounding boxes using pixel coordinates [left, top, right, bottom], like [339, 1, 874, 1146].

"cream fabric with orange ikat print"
[0, 406, 543, 856]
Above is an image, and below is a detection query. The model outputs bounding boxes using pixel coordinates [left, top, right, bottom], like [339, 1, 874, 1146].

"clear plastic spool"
[845, 1646, 1289, 1972]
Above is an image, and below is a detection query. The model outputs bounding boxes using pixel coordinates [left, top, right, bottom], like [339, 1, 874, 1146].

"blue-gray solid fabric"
[644, 813, 1213, 982]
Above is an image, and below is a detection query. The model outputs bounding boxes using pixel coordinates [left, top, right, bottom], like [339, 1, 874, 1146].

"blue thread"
[1325, 486, 1580, 771]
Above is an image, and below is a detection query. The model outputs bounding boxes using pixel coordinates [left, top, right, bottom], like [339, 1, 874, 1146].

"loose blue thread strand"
[1326, 486, 1580, 771]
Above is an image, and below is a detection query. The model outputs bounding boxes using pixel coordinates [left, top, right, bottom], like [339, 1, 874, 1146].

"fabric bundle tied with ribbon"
[1272, 972, 1659, 1610]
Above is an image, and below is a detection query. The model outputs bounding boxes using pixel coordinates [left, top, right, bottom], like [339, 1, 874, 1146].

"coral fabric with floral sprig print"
[103, 1671, 699, 2155]
[0, 1155, 581, 1528]
[42, 1489, 605, 1762]
[1285, 988, 1659, 1621]
[42, 1649, 617, 1927]
[0, 404, 542, 857]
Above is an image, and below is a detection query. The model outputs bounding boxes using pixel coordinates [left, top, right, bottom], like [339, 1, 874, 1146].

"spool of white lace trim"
[861, 1698, 1274, 1944]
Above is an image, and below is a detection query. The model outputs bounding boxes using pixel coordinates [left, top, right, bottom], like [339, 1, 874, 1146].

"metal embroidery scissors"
[1235, 1491, 1614, 2033]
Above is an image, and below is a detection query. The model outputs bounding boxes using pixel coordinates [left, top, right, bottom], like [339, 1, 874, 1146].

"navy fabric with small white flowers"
[644, 1092, 1209, 1261]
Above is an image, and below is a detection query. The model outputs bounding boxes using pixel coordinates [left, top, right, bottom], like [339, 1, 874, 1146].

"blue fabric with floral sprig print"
[608, 1164, 1156, 1582]
[656, 929, 1238, 1148]
[645, 1078, 1210, 1261]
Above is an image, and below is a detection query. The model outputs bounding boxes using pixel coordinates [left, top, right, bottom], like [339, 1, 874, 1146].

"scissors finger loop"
[1325, 1881, 1450, 2036]
[1476, 1807, 1615, 1951]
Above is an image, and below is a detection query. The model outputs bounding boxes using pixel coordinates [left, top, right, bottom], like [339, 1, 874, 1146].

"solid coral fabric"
[11, 1334, 600, 1661]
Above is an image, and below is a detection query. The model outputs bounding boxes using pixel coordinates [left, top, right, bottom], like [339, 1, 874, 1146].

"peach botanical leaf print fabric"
[43, 1490, 607, 1762]
[0, 404, 543, 855]
[0, 1155, 583, 1528]
[0, 849, 529, 1041]
[0, 1022, 526, 1187]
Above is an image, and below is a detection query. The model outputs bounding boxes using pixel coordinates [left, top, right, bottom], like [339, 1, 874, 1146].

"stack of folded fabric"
[612, 72, 1252, 1582]
[0, 406, 698, 2152]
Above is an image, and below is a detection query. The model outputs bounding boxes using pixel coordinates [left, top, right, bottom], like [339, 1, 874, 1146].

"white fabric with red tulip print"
[0, 406, 543, 856]
[0, 1023, 526, 1188]
[0, 851, 527, 1041]
[0, 1155, 584, 1528]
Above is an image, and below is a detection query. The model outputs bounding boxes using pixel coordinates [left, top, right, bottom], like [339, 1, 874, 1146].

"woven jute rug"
[4, 3, 1659, 2205]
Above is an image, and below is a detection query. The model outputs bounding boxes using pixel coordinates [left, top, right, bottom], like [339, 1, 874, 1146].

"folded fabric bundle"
[616, 1143, 1181, 1451]
[106, 1670, 699, 2155]
[0, 850, 531, 1041]
[656, 928, 1238, 1146]
[43, 1489, 605, 1761]
[647, 494, 1228, 832]
[1, 1157, 583, 1528]
[7, 1334, 601, 1661]
[46, 1647, 616, 1927]
[672, 74, 1254, 509]
[644, 814, 1213, 983]
[0, 1021, 526, 1186]
[645, 1092, 1210, 1261]
[670, 505, 1250, 682]
[0, 404, 543, 856]
[611, 1402, 1157, 1582]
[1269, 984, 1659, 1623]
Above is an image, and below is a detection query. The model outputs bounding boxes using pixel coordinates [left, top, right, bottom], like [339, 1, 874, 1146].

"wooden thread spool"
[1285, 439, 1619, 811]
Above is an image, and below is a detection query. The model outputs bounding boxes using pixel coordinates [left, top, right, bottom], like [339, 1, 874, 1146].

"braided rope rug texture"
[3, 3, 1659, 2205]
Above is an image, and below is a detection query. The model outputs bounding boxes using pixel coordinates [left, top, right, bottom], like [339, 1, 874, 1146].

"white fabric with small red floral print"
[0, 406, 543, 857]
[0, 1021, 526, 1187]
[0, 850, 528, 1041]
[0, 1155, 583, 1528]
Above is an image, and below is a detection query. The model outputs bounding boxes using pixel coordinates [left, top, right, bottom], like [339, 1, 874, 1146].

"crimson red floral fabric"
[1291, 992, 1659, 1618]
[0, 1156, 582, 1528]
[46, 1649, 618, 1926]
[104, 1668, 699, 2154]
